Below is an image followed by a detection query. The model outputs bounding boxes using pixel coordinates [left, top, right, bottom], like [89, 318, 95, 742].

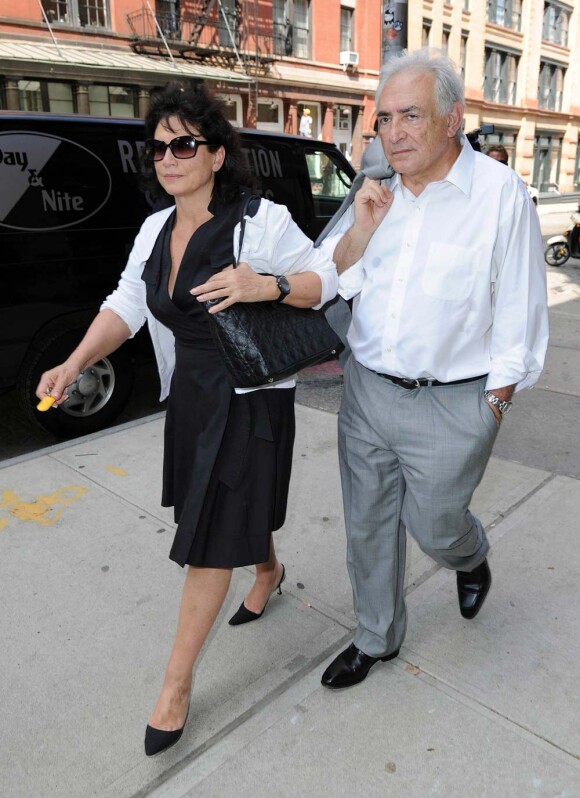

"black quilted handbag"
[203, 195, 343, 388]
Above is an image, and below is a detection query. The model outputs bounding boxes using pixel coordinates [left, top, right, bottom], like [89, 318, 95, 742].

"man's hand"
[334, 178, 394, 274]
[485, 384, 515, 426]
[353, 177, 394, 234]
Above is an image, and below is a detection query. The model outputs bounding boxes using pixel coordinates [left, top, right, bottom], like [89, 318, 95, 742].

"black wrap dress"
[141, 196, 296, 569]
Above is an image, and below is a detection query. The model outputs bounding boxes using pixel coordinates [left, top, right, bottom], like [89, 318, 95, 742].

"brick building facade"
[1, 1, 579, 189]
[0, 0, 383, 168]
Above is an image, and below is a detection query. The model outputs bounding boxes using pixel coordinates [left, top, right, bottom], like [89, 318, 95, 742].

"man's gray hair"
[375, 48, 464, 115]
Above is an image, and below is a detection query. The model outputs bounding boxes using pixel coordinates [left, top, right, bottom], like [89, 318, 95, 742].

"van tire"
[20, 324, 135, 438]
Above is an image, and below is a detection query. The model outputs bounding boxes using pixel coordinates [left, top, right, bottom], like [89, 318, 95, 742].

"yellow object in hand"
[37, 395, 56, 412]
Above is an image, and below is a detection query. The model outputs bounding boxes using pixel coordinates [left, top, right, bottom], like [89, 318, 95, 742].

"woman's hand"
[191, 263, 277, 313]
[36, 361, 82, 407]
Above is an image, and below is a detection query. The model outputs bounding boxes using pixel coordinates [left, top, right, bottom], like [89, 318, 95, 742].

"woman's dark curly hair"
[140, 81, 251, 205]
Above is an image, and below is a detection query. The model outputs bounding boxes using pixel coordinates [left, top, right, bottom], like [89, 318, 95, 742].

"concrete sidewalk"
[1, 402, 579, 798]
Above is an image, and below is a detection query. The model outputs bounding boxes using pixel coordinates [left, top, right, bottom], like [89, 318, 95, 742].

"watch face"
[277, 276, 290, 294]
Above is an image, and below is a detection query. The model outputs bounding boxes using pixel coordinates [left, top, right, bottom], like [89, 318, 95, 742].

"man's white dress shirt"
[320, 139, 548, 391]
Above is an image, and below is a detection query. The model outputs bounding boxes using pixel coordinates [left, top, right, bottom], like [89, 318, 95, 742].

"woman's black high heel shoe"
[229, 564, 286, 626]
[144, 707, 189, 757]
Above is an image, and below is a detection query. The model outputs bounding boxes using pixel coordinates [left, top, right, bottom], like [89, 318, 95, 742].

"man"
[299, 108, 313, 137]
[319, 49, 548, 689]
[486, 143, 509, 164]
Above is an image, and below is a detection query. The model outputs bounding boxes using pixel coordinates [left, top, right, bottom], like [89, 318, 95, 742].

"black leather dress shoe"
[457, 559, 492, 620]
[321, 643, 399, 689]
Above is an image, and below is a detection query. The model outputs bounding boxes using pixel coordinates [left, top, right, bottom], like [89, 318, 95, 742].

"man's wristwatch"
[275, 275, 291, 303]
[484, 390, 513, 416]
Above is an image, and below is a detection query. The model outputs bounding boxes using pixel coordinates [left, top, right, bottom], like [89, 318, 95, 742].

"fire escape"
[127, 0, 277, 76]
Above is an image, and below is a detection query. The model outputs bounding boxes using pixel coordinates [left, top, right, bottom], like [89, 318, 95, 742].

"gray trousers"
[338, 357, 499, 658]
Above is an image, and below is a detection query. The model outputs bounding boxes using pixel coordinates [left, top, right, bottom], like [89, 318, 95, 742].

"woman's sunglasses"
[145, 135, 216, 162]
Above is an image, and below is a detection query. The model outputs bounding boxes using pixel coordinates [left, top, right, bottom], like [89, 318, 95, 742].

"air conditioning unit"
[339, 50, 359, 68]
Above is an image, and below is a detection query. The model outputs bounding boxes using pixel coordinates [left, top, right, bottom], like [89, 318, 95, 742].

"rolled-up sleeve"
[487, 185, 549, 392]
[316, 205, 364, 300]
[100, 229, 150, 337]
[238, 200, 338, 308]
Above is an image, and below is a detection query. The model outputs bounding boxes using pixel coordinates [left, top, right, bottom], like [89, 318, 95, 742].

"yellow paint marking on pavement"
[0, 486, 87, 527]
[106, 466, 128, 476]
[0, 519, 8, 531]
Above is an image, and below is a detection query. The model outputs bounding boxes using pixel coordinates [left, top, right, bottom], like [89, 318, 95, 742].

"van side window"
[305, 149, 352, 222]
[242, 138, 313, 236]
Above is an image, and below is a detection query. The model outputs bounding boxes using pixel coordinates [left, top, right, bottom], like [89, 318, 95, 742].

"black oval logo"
[0, 131, 112, 231]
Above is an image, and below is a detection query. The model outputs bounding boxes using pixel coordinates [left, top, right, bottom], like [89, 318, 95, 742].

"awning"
[0, 37, 252, 85]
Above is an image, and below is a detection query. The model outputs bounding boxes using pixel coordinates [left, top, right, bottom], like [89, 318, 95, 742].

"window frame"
[486, 0, 522, 32]
[88, 84, 136, 118]
[256, 99, 284, 132]
[273, 0, 311, 59]
[484, 46, 519, 105]
[538, 60, 566, 112]
[542, 2, 570, 47]
[17, 79, 76, 113]
[340, 6, 354, 53]
[41, 0, 110, 29]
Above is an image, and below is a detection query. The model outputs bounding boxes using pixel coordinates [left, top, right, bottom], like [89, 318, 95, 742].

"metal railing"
[127, 5, 276, 67]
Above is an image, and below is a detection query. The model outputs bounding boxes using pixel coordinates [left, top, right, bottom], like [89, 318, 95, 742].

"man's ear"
[447, 101, 464, 139]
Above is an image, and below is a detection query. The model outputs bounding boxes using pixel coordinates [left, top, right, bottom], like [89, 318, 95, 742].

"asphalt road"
[2, 209, 579, 476]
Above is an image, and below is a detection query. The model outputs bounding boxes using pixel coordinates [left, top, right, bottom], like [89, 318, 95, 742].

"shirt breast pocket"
[422, 243, 479, 302]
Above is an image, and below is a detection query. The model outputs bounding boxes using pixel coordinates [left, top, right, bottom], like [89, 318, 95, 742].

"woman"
[35, 82, 338, 756]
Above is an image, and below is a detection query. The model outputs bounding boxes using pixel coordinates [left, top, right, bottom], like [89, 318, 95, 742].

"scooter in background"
[544, 203, 580, 267]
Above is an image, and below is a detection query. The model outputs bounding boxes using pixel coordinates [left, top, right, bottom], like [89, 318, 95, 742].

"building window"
[484, 47, 519, 105]
[156, 0, 180, 39]
[543, 2, 570, 47]
[41, 0, 109, 27]
[533, 133, 562, 192]
[442, 26, 451, 53]
[463, 0, 470, 9]
[273, 0, 311, 59]
[574, 138, 580, 191]
[18, 80, 42, 111]
[219, 94, 243, 125]
[538, 61, 565, 111]
[333, 105, 352, 131]
[487, 0, 522, 32]
[460, 32, 468, 76]
[340, 7, 354, 52]
[88, 85, 136, 117]
[422, 20, 431, 47]
[257, 99, 284, 132]
[218, 0, 239, 47]
[47, 82, 75, 112]
[17, 79, 75, 112]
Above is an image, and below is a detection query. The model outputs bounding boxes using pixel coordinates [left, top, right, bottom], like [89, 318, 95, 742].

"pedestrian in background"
[299, 107, 313, 137]
[486, 143, 509, 165]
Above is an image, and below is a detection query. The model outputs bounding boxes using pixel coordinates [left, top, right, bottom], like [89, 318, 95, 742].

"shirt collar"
[387, 135, 474, 197]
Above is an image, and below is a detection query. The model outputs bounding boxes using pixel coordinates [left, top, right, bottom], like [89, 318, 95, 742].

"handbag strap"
[234, 193, 260, 268]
